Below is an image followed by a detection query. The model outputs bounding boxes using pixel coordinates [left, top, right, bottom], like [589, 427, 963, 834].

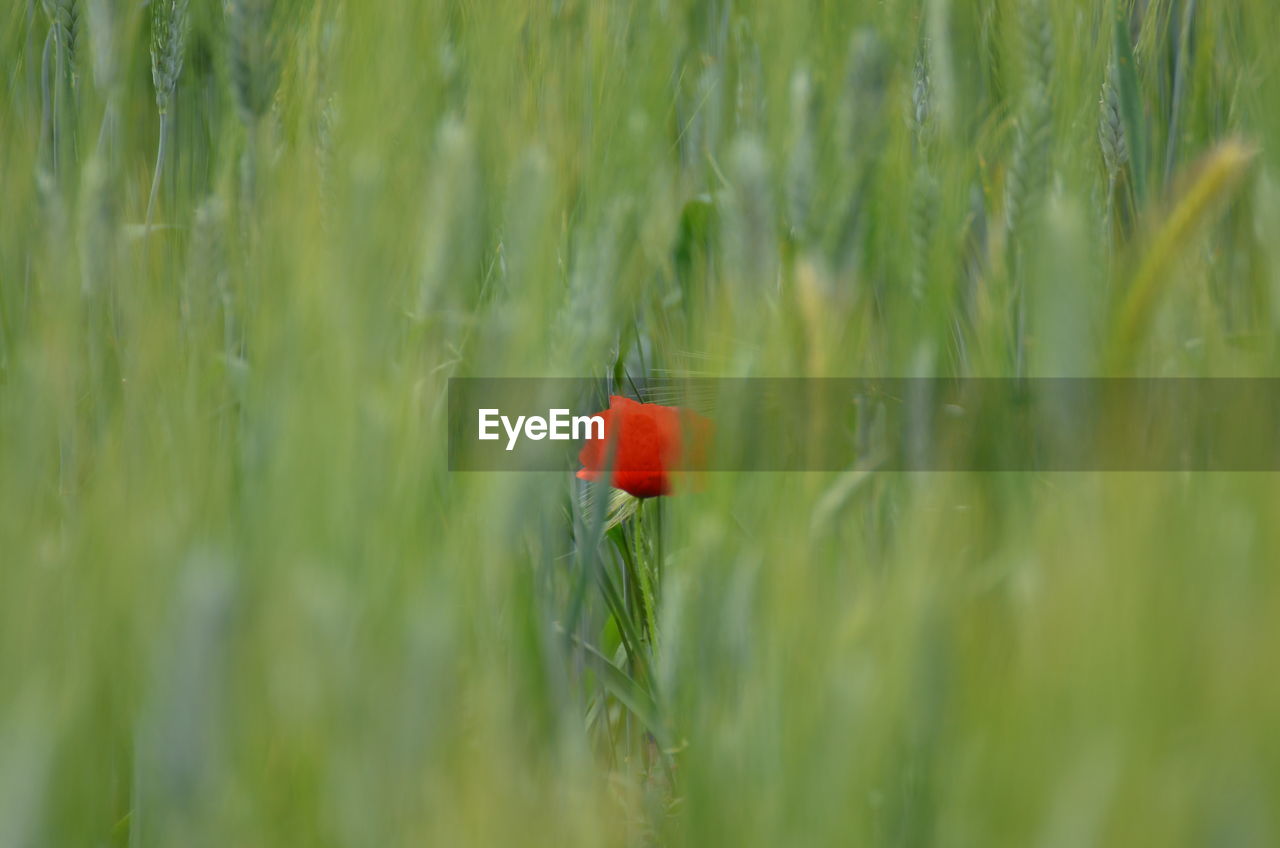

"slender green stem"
[144, 108, 172, 234]
[635, 501, 659, 652]
[1164, 0, 1197, 186]
[52, 22, 62, 178]
[40, 25, 52, 175]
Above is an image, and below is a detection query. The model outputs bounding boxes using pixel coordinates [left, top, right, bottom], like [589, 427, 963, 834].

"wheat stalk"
[840, 28, 888, 163]
[1099, 63, 1129, 180]
[911, 170, 939, 303]
[226, 0, 281, 235]
[144, 0, 190, 233]
[1098, 61, 1130, 242]
[911, 49, 937, 301]
[39, 0, 80, 180]
[830, 28, 888, 272]
[785, 67, 815, 241]
[912, 51, 932, 142]
[42, 0, 79, 88]
[732, 18, 764, 131]
[1004, 0, 1054, 376]
[226, 0, 280, 126]
[724, 134, 777, 301]
[86, 0, 119, 159]
[1004, 0, 1053, 243]
[1108, 138, 1258, 366]
[85, 0, 114, 91]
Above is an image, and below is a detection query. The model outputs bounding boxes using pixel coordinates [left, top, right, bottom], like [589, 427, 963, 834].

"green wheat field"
[4, 0, 1280, 845]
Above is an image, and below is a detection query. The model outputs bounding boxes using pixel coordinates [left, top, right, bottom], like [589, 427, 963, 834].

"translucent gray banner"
[447, 378, 1280, 471]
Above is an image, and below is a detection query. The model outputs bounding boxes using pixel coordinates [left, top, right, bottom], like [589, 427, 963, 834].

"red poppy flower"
[576, 395, 713, 498]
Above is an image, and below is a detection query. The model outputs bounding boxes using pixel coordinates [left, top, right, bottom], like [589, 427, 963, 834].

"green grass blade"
[1114, 1, 1148, 201]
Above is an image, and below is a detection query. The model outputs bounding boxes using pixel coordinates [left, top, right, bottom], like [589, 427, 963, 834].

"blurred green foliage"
[2, 0, 1280, 844]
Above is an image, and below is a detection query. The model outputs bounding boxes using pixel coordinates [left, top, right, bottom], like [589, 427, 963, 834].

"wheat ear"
[144, 0, 190, 233]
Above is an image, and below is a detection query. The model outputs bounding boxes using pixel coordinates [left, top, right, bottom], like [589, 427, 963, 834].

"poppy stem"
[655, 497, 665, 592]
[636, 498, 661, 654]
